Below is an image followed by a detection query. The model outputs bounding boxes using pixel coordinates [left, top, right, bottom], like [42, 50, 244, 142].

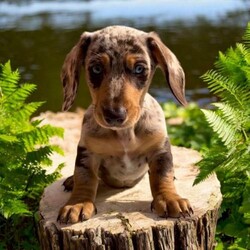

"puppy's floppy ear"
[61, 32, 92, 111]
[147, 32, 187, 106]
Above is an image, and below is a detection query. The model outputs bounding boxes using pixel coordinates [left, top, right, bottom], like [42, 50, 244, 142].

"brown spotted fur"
[57, 26, 192, 224]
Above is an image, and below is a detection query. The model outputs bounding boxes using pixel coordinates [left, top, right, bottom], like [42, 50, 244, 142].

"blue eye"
[91, 65, 103, 75]
[134, 64, 145, 74]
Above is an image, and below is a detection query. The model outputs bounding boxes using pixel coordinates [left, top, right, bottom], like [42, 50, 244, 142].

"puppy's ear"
[61, 32, 92, 111]
[147, 32, 187, 106]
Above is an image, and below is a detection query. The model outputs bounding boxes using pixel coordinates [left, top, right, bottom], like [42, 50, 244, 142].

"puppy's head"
[61, 26, 187, 129]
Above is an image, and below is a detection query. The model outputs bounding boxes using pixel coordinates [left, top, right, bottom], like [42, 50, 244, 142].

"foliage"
[162, 102, 215, 151]
[0, 61, 64, 249]
[195, 23, 250, 249]
[164, 23, 250, 249]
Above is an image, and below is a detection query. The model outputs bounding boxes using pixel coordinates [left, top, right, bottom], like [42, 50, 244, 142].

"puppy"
[57, 26, 192, 224]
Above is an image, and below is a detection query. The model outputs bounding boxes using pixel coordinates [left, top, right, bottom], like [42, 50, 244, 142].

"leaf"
[243, 22, 250, 46]
[21, 125, 64, 152]
[0, 60, 64, 246]
[0, 61, 20, 95]
[212, 103, 244, 129]
[1, 199, 31, 219]
[201, 109, 236, 146]
[0, 134, 18, 142]
[194, 145, 226, 185]
[198, 22, 250, 248]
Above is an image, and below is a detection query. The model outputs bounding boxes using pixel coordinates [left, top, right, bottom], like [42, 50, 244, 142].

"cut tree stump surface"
[37, 111, 222, 250]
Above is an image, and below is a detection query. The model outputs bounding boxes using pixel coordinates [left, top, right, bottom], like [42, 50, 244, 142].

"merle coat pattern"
[57, 26, 192, 224]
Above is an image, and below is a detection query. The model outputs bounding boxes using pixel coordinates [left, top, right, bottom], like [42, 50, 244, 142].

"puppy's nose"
[103, 107, 127, 126]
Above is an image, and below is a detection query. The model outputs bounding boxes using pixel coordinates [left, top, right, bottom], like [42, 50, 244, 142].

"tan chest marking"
[85, 129, 164, 158]
[100, 150, 149, 188]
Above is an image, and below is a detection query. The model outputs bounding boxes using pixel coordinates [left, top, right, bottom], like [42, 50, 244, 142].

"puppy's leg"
[57, 146, 99, 223]
[149, 139, 193, 218]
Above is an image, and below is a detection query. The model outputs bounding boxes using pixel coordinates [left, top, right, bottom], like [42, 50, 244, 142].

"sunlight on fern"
[196, 22, 250, 249]
[0, 61, 64, 249]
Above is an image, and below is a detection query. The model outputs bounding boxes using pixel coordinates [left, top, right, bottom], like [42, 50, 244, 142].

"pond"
[0, 0, 249, 113]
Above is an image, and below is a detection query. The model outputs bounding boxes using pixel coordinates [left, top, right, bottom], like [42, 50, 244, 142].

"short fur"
[57, 26, 192, 224]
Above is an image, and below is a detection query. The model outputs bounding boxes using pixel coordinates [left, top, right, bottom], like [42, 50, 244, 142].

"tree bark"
[37, 111, 222, 250]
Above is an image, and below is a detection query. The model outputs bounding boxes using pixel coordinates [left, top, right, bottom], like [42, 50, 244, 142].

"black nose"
[102, 107, 127, 126]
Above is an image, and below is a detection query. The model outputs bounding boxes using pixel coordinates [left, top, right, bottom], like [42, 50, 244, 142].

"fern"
[212, 103, 244, 126]
[196, 23, 250, 249]
[0, 62, 20, 92]
[202, 109, 236, 146]
[0, 61, 64, 249]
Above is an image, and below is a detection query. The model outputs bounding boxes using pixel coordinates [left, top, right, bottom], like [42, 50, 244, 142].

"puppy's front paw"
[151, 194, 193, 218]
[57, 200, 97, 224]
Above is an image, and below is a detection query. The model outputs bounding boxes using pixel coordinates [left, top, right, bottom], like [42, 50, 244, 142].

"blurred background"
[0, 0, 249, 113]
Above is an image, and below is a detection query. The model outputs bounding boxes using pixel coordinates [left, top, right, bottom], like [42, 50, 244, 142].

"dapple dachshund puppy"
[57, 26, 193, 224]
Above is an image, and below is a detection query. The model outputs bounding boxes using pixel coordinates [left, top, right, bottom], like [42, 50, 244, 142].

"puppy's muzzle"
[102, 106, 127, 126]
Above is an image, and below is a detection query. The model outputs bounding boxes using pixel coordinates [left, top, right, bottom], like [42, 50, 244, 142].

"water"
[0, 0, 249, 112]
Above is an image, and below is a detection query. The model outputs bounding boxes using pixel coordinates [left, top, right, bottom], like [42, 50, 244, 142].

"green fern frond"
[195, 23, 250, 247]
[14, 102, 44, 120]
[201, 109, 237, 146]
[21, 102, 44, 117]
[0, 60, 64, 250]
[243, 22, 250, 46]
[21, 125, 63, 152]
[0, 61, 20, 95]
[31, 119, 42, 126]
[194, 144, 227, 185]
[0, 134, 18, 143]
[25, 146, 54, 165]
[212, 103, 246, 132]
[1, 199, 31, 219]
[201, 70, 246, 109]
[235, 43, 250, 63]
[25, 145, 64, 167]
[215, 43, 250, 81]
[228, 43, 248, 65]
[6, 83, 37, 105]
[1, 102, 44, 124]
[203, 38, 250, 111]
[50, 145, 64, 156]
[243, 63, 250, 82]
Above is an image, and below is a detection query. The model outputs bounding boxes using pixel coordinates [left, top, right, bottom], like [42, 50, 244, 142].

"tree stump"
[37, 111, 222, 250]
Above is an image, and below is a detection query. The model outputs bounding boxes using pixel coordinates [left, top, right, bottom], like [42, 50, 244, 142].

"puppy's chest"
[102, 152, 148, 174]
[100, 152, 148, 186]
[99, 134, 149, 187]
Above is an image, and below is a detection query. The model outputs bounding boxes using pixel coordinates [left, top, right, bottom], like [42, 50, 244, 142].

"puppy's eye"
[91, 64, 103, 75]
[133, 64, 145, 74]
[88, 64, 104, 88]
